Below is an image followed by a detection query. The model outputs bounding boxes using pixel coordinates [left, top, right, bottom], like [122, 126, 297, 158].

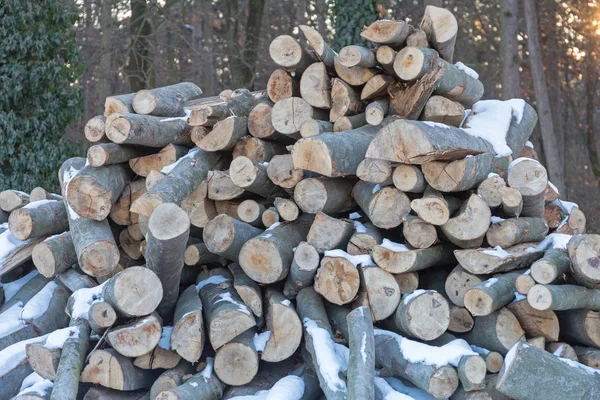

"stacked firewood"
[1, 5, 598, 400]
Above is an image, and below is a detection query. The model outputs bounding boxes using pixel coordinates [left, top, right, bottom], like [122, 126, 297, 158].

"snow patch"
[215, 293, 252, 316]
[422, 121, 451, 129]
[484, 278, 498, 288]
[44, 326, 79, 349]
[481, 245, 511, 259]
[2, 271, 37, 301]
[196, 275, 229, 292]
[0, 229, 32, 265]
[506, 98, 526, 124]
[266, 222, 281, 231]
[375, 377, 414, 400]
[280, 299, 291, 307]
[353, 220, 367, 233]
[360, 333, 368, 363]
[70, 282, 106, 320]
[0, 334, 49, 377]
[525, 233, 572, 252]
[253, 331, 271, 352]
[190, 382, 198, 387]
[266, 375, 305, 400]
[548, 181, 560, 195]
[553, 199, 578, 215]
[455, 61, 479, 79]
[508, 157, 538, 171]
[200, 357, 214, 379]
[21, 281, 58, 321]
[558, 357, 600, 375]
[161, 147, 200, 174]
[158, 326, 172, 350]
[324, 249, 374, 267]
[18, 372, 53, 397]
[0, 303, 25, 338]
[503, 341, 524, 371]
[160, 108, 192, 122]
[513, 292, 526, 302]
[303, 318, 347, 392]
[349, 212, 361, 220]
[63, 166, 81, 220]
[491, 216, 505, 224]
[462, 100, 513, 156]
[372, 184, 382, 194]
[380, 239, 409, 253]
[402, 289, 431, 304]
[525, 141, 534, 148]
[470, 345, 490, 356]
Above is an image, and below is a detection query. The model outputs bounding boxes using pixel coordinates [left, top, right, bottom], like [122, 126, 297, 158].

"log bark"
[171, 285, 204, 363]
[454, 242, 544, 275]
[421, 5, 458, 62]
[128, 144, 188, 177]
[283, 241, 320, 298]
[422, 95, 465, 127]
[239, 216, 313, 284]
[333, 113, 368, 132]
[300, 62, 331, 109]
[194, 116, 248, 152]
[371, 242, 454, 274]
[229, 156, 287, 199]
[7, 201, 67, 242]
[347, 221, 383, 256]
[464, 271, 523, 316]
[573, 346, 600, 369]
[307, 212, 353, 253]
[495, 341, 600, 399]
[293, 177, 355, 214]
[458, 308, 524, 354]
[568, 234, 600, 288]
[556, 309, 600, 348]
[155, 359, 224, 400]
[0, 190, 29, 212]
[477, 174, 506, 208]
[88, 301, 117, 334]
[390, 290, 450, 340]
[352, 182, 411, 229]
[149, 361, 195, 400]
[528, 284, 600, 311]
[271, 97, 328, 136]
[445, 265, 487, 307]
[50, 319, 90, 400]
[102, 266, 163, 318]
[107, 313, 162, 358]
[229, 262, 262, 318]
[359, 263, 401, 321]
[104, 93, 135, 116]
[422, 153, 498, 193]
[81, 348, 158, 391]
[530, 248, 570, 284]
[334, 57, 379, 87]
[347, 306, 375, 400]
[261, 289, 302, 362]
[146, 203, 190, 318]
[84, 115, 107, 143]
[196, 268, 256, 350]
[233, 136, 286, 164]
[506, 158, 548, 218]
[505, 299, 559, 342]
[360, 20, 412, 46]
[299, 25, 337, 70]
[203, 214, 264, 262]
[214, 329, 259, 386]
[487, 217, 548, 248]
[267, 69, 300, 103]
[402, 214, 437, 249]
[366, 119, 494, 164]
[132, 82, 202, 116]
[105, 113, 193, 147]
[269, 35, 318, 74]
[392, 164, 427, 193]
[362, 76, 394, 102]
[273, 197, 299, 222]
[441, 194, 491, 248]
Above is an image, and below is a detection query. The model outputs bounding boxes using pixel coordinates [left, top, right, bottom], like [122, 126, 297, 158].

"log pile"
[0, 6, 595, 400]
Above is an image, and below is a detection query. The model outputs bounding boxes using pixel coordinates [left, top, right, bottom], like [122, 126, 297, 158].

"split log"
[421, 5, 458, 62]
[146, 203, 190, 318]
[239, 216, 313, 284]
[530, 248, 570, 284]
[292, 125, 379, 177]
[477, 174, 506, 208]
[307, 212, 353, 253]
[229, 263, 263, 318]
[422, 95, 465, 127]
[81, 348, 158, 391]
[171, 285, 204, 363]
[391, 290, 449, 340]
[149, 361, 195, 400]
[261, 289, 302, 362]
[88, 301, 117, 334]
[495, 342, 600, 399]
[346, 221, 383, 256]
[313, 252, 361, 305]
[269, 35, 318, 74]
[371, 241, 454, 274]
[206, 170, 244, 201]
[266, 154, 305, 189]
[109, 180, 147, 226]
[299, 25, 337, 69]
[507, 158, 548, 218]
[334, 57, 379, 86]
[505, 299, 559, 341]
[283, 241, 320, 298]
[155, 359, 224, 400]
[330, 78, 362, 122]
[448, 306, 475, 333]
[229, 156, 287, 199]
[347, 306, 375, 400]
[547, 341, 578, 361]
[107, 313, 162, 358]
[0, 336, 48, 400]
[128, 144, 188, 177]
[373, 329, 459, 399]
[402, 214, 437, 249]
[102, 266, 163, 317]
[568, 234, 600, 288]
[454, 243, 544, 275]
[486, 217, 548, 248]
[464, 271, 523, 316]
[445, 265, 486, 307]
[352, 182, 411, 229]
[362, 76, 394, 101]
[237, 199, 266, 227]
[118, 229, 141, 260]
[441, 194, 491, 248]
[501, 187, 523, 218]
[300, 62, 331, 109]
[26, 343, 62, 381]
[194, 116, 248, 152]
[392, 164, 427, 193]
[573, 346, 600, 369]
[271, 97, 328, 136]
[458, 308, 524, 354]
[84, 115, 107, 143]
[203, 215, 264, 262]
[267, 69, 300, 103]
[557, 310, 600, 348]
[360, 263, 401, 321]
[131, 148, 221, 217]
[105, 113, 193, 147]
[333, 113, 367, 132]
[293, 177, 355, 214]
[248, 103, 291, 143]
[515, 271, 535, 295]
[527, 284, 600, 311]
[273, 197, 299, 222]
[555, 205, 586, 235]
[545, 203, 565, 229]
[375, 46, 398, 77]
[29, 188, 61, 203]
[214, 329, 259, 386]
[422, 153, 497, 193]
[361, 20, 412, 46]
[132, 82, 202, 116]
[233, 136, 286, 164]
[8, 200, 67, 241]
[196, 268, 256, 349]
[104, 93, 135, 116]
[0, 190, 29, 212]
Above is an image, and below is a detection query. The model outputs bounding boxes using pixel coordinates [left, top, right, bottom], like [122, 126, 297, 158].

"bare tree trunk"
[98, 0, 114, 111]
[523, 0, 565, 194]
[193, 0, 216, 95]
[128, 0, 153, 91]
[500, 0, 521, 99]
[585, 34, 600, 177]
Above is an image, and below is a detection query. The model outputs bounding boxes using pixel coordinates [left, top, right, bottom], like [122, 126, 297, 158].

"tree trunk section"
[347, 306, 375, 400]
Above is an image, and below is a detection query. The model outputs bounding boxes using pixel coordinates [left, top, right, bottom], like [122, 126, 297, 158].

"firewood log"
[458, 308, 524, 354]
[300, 62, 331, 109]
[364, 100, 389, 128]
[394, 272, 420, 294]
[293, 177, 355, 214]
[149, 361, 195, 400]
[106, 113, 193, 147]
[501, 186, 523, 218]
[330, 78, 362, 122]
[299, 119, 333, 137]
[156, 359, 224, 400]
[102, 266, 163, 318]
[546, 341, 578, 361]
[271, 97, 328, 136]
[313, 251, 361, 305]
[505, 299, 559, 342]
[273, 197, 299, 222]
[232, 136, 286, 164]
[495, 342, 600, 399]
[299, 25, 337, 70]
[402, 214, 437, 249]
[389, 290, 449, 340]
[131, 148, 221, 217]
[422, 153, 500, 193]
[556, 309, 600, 348]
[55, 269, 95, 293]
[84, 115, 107, 143]
[347, 306, 375, 400]
[283, 241, 320, 298]
[464, 271, 523, 316]
[0, 273, 50, 313]
[515, 271, 536, 295]
[477, 174, 506, 208]
[306, 212, 353, 253]
[196, 268, 255, 349]
[334, 57, 379, 86]
[441, 193, 491, 248]
[469, 347, 504, 374]
[361, 20, 412, 46]
[184, 240, 224, 267]
[109, 180, 146, 226]
[104, 93, 135, 116]
[448, 305, 475, 333]
[203, 214, 264, 262]
[146, 170, 165, 189]
[193, 116, 248, 152]
[359, 263, 401, 321]
[266, 154, 305, 189]
[352, 182, 410, 229]
[333, 113, 368, 132]
[8, 201, 66, 242]
[530, 248, 570, 284]
[339, 45, 376, 68]
[421, 5, 458, 62]
[0, 335, 49, 400]
[107, 313, 162, 358]
[132, 82, 201, 116]
[213, 328, 259, 386]
[371, 241, 454, 274]
[568, 234, 600, 288]
[171, 285, 204, 363]
[362, 76, 394, 102]
[267, 69, 300, 103]
[28, 188, 61, 203]
[346, 221, 383, 255]
[573, 346, 600, 369]
[269, 35, 318, 74]
[454, 243, 544, 275]
[487, 217, 548, 248]
[239, 216, 313, 284]
[528, 283, 600, 311]
[422, 95, 465, 126]
[375, 46, 398, 77]
[392, 164, 427, 193]
[128, 144, 188, 177]
[507, 158, 547, 218]
[229, 156, 287, 199]
[87, 301, 117, 334]
[229, 263, 262, 318]
[84, 387, 149, 399]
[261, 289, 302, 362]
[248, 102, 292, 143]
[220, 360, 298, 399]
[86, 143, 150, 168]
[205, 171, 243, 201]
[555, 205, 586, 235]
[445, 265, 486, 307]
[0, 190, 29, 212]
[237, 199, 266, 227]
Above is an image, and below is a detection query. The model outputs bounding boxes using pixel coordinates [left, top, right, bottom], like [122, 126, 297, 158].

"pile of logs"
[0, 5, 597, 400]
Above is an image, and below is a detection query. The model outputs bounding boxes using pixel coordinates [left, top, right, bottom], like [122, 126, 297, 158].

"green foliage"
[330, 0, 379, 50]
[0, 0, 84, 192]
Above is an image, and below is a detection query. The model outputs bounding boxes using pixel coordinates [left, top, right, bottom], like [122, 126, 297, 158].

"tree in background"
[0, 0, 83, 192]
[331, 0, 379, 49]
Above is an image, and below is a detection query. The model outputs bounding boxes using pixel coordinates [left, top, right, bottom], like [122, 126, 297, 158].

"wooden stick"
[362, 76, 394, 101]
[214, 328, 259, 386]
[261, 289, 302, 362]
[29, 188, 61, 203]
[334, 57, 379, 87]
[347, 221, 383, 256]
[266, 69, 300, 103]
[109, 180, 146, 226]
[237, 199, 266, 227]
[444, 266, 486, 307]
[271, 97, 328, 136]
[171, 285, 204, 363]
[528, 284, 600, 311]
[283, 241, 320, 299]
[557, 309, 600, 348]
[392, 290, 450, 340]
[274, 197, 300, 222]
[347, 306, 375, 400]
[88, 301, 117, 334]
